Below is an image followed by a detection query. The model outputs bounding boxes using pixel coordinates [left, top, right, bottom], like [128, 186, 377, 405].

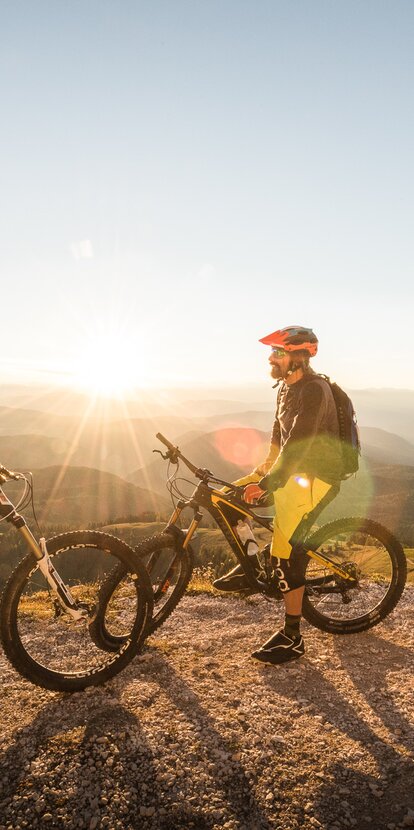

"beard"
[270, 364, 284, 379]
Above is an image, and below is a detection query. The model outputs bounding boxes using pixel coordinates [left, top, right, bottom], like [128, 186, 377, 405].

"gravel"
[0, 587, 413, 830]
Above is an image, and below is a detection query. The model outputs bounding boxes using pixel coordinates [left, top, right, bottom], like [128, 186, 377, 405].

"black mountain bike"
[90, 433, 407, 652]
[0, 465, 153, 691]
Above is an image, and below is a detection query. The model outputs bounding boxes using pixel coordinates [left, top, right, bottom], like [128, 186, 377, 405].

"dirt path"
[1, 589, 413, 830]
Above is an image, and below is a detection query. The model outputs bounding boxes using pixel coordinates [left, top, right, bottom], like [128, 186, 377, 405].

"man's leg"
[282, 585, 305, 640]
[252, 476, 332, 665]
[284, 586, 305, 615]
[251, 552, 307, 664]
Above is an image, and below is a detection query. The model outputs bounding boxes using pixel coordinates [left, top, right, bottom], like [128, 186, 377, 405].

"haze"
[1, 1, 413, 391]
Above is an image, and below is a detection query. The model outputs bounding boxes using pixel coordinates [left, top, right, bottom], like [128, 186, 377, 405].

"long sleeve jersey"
[258, 371, 343, 491]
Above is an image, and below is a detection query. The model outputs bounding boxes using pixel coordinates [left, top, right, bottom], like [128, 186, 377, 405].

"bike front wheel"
[0, 531, 153, 691]
[89, 532, 194, 651]
[302, 517, 407, 634]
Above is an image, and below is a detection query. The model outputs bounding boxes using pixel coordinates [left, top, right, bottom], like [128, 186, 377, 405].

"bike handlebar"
[156, 433, 238, 488]
[156, 433, 201, 476]
[155, 433, 176, 453]
[155, 433, 270, 505]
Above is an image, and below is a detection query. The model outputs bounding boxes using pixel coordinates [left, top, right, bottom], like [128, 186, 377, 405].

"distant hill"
[1, 384, 414, 480]
[128, 427, 270, 494]
[128, 428, 414, 544]
[5, 466, 171, 526]
[0, 433, 85, 470]
[0, 411, 274, 477]
[1, 381, 414, 432]
[320, 458, 414, 543]
[0, 406, 79, 437]
[359, 427, 414, 466]
[129, 425, 414, 491]
[351, 388, 414, 444]
[0, 414, 210, 476]
[0, 433, 412, 543]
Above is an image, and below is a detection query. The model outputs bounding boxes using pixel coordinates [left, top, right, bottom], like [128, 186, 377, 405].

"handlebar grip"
[155, 433, 199, 475]
[156, 433, 176, 452]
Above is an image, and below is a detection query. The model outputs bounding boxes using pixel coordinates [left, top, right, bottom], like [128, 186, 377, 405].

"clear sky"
[1, 0, 413, 394]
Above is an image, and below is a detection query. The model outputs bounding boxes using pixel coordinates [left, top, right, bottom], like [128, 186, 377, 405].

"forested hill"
[4, 465, 171, 526]
[0, 443, 412, 545]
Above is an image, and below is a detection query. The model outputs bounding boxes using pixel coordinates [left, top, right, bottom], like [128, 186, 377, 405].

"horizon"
[2, 376, 414, 399]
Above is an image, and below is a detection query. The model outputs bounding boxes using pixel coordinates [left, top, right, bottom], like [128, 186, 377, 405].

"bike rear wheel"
[89, 533, 194, 651]
[302, 517, 407, 634]
[0, 531, 153, 691]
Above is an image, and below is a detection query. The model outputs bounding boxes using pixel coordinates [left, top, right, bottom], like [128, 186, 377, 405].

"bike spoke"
[306, 526, 395, 622]
[13, 543, 142, 677]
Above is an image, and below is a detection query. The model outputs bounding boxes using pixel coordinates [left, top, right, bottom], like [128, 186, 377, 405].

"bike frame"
[0, 477, 88, 621]
[162, 478, 356, 594]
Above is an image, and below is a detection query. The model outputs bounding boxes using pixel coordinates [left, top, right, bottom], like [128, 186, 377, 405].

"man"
[213, 325, 343, 665]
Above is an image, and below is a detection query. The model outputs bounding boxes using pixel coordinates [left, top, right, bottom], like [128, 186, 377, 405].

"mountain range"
[0, 383, 412, 540]
[1, 405, 414, 480]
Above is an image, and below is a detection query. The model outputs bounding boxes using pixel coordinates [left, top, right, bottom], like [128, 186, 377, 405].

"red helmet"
[259, 326, 318, 357]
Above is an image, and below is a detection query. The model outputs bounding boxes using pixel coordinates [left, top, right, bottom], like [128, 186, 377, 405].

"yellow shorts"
[232, 473, 332, 559]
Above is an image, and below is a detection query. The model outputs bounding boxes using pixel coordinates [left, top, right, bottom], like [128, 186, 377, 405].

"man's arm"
[258, 381, 327, 492]
[251, 440, 280, 477]
[250, 408, 281, 476]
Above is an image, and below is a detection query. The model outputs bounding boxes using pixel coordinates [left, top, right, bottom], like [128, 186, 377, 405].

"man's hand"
[243, 483, 266, 504]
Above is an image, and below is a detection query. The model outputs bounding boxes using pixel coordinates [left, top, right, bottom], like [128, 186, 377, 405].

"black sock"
[284, 613, 301, 639]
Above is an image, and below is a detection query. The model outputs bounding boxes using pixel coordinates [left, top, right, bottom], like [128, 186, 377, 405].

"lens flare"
[295, 476, 310, 488]
[214, 427, 266, 469]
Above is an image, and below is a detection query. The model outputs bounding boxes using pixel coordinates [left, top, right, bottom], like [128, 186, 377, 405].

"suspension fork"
[13, 516, 89, 621]
[165, 499, 202, 549]
[182, 510, 202, 549]
[166, 502, 185, 529]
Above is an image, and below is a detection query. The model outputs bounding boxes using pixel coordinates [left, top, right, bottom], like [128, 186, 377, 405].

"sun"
[70, 327, 149, 399]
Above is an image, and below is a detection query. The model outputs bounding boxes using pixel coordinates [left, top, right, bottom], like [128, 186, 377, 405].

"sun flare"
[71, 328, 148, 399]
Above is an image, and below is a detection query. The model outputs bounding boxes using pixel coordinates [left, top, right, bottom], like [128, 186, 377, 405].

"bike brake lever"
[153, 448, 179, 464]
[153, 449, 169, 460]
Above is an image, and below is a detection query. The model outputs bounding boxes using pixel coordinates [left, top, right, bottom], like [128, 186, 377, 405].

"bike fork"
[166, 500, 202, 549]
[18, 524, 89, 622]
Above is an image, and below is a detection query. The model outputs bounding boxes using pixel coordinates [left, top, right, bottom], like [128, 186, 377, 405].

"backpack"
[318, 374, 361, 479]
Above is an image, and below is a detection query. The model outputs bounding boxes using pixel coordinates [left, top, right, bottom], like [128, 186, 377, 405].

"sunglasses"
[270, 347, 287, 357]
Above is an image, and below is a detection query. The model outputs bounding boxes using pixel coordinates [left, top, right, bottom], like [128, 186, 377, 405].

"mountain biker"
[213, 325, 343, 665]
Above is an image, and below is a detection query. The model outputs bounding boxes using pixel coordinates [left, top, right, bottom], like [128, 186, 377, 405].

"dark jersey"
[259, 372, 343, 490]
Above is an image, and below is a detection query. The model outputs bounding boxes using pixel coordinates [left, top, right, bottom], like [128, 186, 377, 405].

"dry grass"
[187, 565, 217, 594]
[405, 548, 414, 583]
[15, 584, 99, 619]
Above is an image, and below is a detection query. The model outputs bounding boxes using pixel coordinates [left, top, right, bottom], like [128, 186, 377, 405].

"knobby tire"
[0, 531, 153, 691]
[89, 533, 194, 652]
[302, 517, 407, 634]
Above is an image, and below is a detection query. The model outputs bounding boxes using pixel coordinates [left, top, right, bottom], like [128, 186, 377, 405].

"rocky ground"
[0, 588, 413, 830]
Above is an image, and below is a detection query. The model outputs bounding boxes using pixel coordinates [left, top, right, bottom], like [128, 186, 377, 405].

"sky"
[1, 0, 413, 395]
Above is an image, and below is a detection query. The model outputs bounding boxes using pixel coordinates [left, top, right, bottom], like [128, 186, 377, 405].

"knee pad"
[272, 546, 309, 593]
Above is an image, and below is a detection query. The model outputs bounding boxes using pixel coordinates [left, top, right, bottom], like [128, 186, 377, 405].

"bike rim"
[305, 526, 396, 622]
[13, 542, 143, 678]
